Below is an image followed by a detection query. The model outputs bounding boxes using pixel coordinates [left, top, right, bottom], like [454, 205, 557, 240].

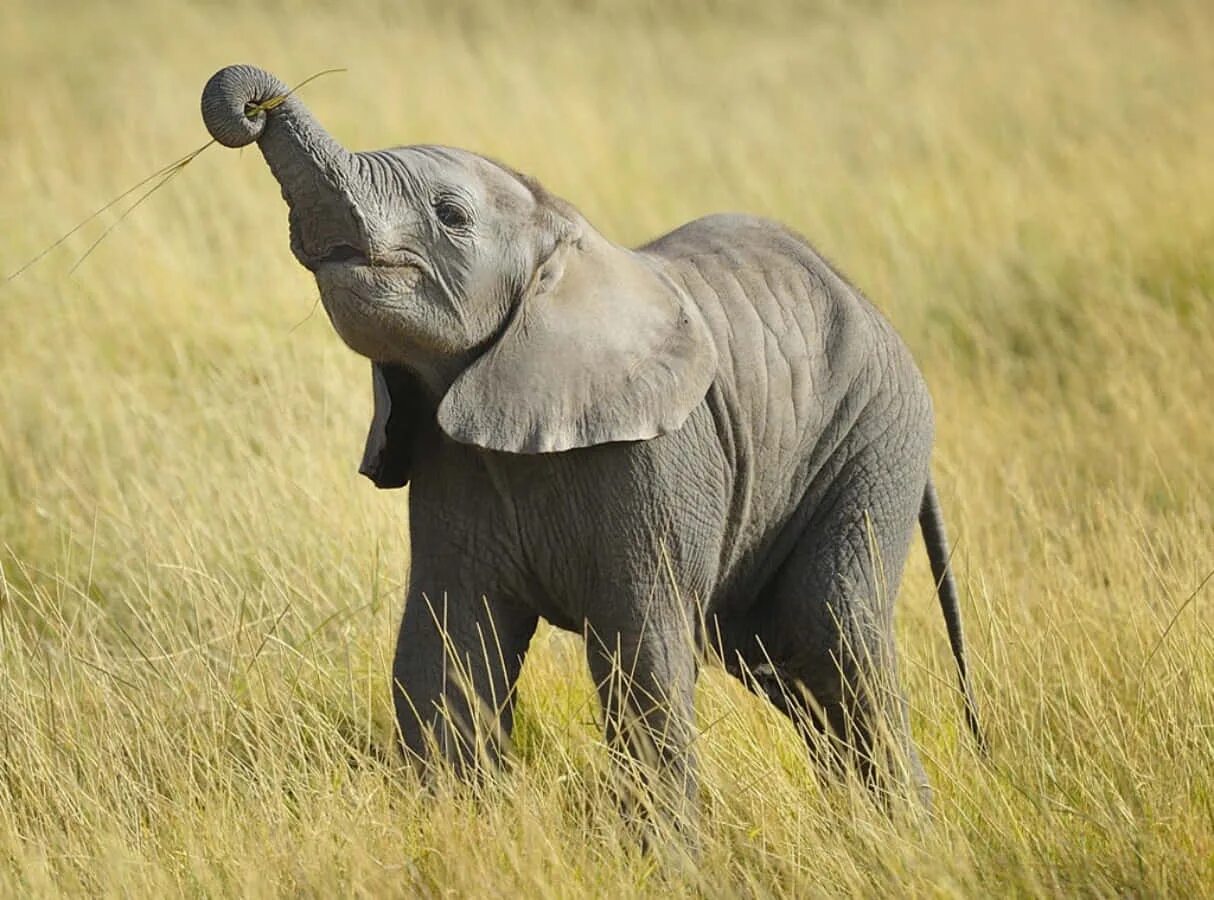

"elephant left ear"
[359, 362, 429, 488]
[437, 234, 717, 454]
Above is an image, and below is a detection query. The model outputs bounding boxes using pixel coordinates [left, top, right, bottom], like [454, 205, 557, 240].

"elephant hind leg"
[723, 639, 896, 792]
[737, 446, 933, 806]
[740, 595, 930, 808]
[724, 653, 844, 777]
[803, 652, 928, 807]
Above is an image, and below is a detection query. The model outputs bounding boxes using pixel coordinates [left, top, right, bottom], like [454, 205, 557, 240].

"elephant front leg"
[584, 616, 700, 838]
[392, 589, 537, 780]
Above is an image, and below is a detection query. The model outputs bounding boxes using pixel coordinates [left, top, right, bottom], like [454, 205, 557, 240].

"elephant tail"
[920, 476, 987, 752]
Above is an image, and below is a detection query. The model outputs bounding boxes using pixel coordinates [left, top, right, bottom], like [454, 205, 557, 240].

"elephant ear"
[437, 234, 717, 454]
[359, 362, 431, 488]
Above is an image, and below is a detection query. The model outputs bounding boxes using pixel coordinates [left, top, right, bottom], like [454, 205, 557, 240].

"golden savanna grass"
[2, 0, 1212, 894]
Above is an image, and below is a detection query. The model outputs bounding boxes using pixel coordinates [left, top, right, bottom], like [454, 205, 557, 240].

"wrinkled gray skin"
[202, 65, 982, 821]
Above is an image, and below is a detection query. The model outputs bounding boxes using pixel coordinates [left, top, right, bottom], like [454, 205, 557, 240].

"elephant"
[200, 64, 983, 822]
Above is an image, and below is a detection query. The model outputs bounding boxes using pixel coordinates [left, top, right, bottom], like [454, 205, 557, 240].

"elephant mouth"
[317, 243, 366, 266]
[314, 254, 427, 312]
[310, 243, 432, 276]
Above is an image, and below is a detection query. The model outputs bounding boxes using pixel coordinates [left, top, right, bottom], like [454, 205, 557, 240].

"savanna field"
[2, 0, 1212, 894]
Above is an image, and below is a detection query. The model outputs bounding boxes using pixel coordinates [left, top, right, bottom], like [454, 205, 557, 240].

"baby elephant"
[202, 65, 982, 820]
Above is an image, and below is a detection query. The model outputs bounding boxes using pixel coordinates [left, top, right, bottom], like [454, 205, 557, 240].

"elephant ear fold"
[359, 363, 429, 488]
[437, 234, 717, 454]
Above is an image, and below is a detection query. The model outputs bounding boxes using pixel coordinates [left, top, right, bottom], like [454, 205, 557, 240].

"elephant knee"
[391, 681, 437, 771]
[393, 675, 511, 781]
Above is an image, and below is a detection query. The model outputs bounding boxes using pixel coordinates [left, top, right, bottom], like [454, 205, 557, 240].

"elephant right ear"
[359, 363, 429, 489]
[436, 228, 717, 454]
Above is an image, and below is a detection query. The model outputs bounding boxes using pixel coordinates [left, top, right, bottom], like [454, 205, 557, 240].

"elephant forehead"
[366, 145, 535, 209]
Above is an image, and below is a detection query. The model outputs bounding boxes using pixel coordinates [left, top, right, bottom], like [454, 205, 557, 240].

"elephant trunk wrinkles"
[200, 65, 365, 260]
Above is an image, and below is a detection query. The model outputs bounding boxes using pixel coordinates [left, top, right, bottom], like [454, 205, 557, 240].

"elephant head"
[201, 65, 717, 486]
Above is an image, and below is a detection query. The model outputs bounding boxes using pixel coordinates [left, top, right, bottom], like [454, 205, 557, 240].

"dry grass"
[2, 0, 1212, 895]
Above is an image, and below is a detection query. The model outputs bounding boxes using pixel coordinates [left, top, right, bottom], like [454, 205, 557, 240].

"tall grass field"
[1, 0, 1211, 894]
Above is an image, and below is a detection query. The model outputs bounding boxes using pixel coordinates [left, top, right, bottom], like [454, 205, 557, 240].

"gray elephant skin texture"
[201, 64, 982, 816]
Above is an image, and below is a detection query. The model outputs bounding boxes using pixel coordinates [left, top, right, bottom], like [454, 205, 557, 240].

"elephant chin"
[315, 276, 416, 364]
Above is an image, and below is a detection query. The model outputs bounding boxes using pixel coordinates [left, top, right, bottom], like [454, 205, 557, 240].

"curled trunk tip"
[201, 64, 291, 148]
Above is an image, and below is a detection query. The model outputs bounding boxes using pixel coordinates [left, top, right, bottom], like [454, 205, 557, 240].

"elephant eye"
[434, 197, 472, 231]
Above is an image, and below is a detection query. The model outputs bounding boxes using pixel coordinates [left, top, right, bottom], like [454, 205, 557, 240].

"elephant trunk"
[200, 65, 288, 148]
[201, 64, 365, 263]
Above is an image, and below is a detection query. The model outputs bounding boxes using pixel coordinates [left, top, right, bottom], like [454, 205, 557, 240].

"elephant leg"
[746, 444, 932, 806]
[726, 654, 843, 776]
[584, 615, 699, 835]
[392, 589, 537, 780]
